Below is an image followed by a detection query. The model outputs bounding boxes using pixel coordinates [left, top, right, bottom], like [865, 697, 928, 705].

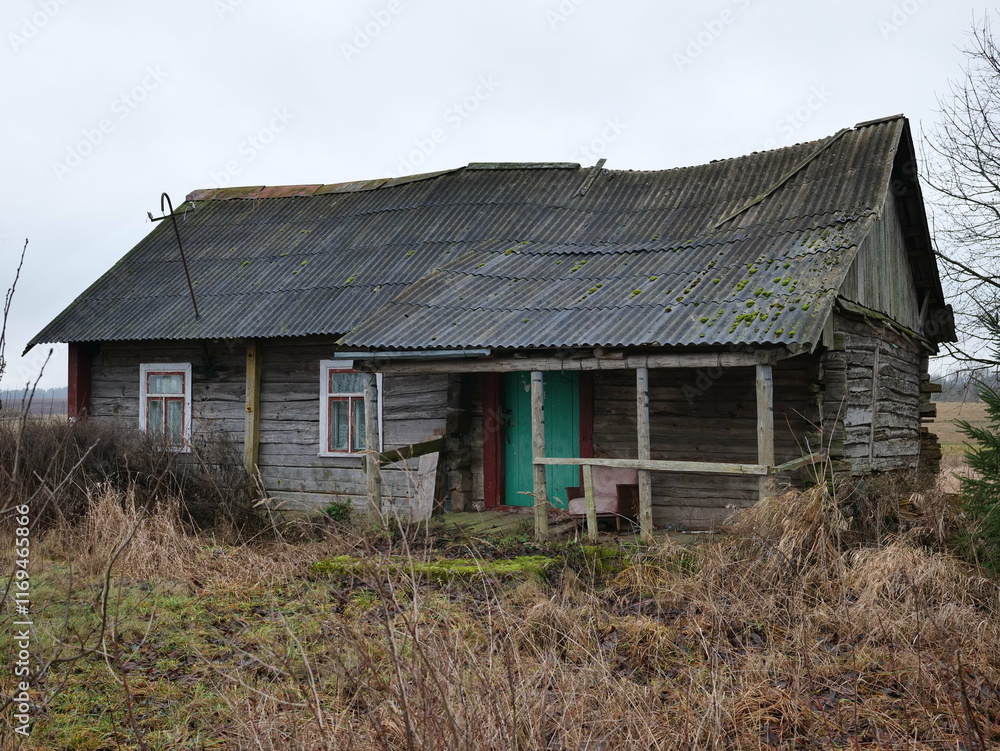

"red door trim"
[68, 342, 93, 421]
[482, 373, 505, 509]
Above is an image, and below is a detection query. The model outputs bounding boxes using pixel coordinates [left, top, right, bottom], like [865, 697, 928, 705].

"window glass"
[331, 371, 365, 394]
[329, 400, 350, 451]
[147, 401, 164, 436]
[148, 373, 184, 395]
[165, 399, 184, 448]
[353, 400, 367, 452]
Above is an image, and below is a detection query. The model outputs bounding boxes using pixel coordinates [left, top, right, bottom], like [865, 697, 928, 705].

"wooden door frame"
[482, 371, 593, 509]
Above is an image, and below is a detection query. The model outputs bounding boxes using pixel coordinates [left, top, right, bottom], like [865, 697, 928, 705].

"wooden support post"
[756, 363, 776, 499]
[530, 371, 548, 542]
[243, 341, 262, 475]
[364, 373, 382, 523]
[583, 463, 598, 542]
[636, 367, 654, 542]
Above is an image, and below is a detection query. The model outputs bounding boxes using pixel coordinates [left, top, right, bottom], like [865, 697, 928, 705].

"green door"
[503, 371, 580, 508]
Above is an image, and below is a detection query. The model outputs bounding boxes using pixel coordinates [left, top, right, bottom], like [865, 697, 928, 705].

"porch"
[351, 347, 826, 543]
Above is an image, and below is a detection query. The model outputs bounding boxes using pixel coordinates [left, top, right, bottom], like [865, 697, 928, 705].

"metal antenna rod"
[160, 192, 200, 319]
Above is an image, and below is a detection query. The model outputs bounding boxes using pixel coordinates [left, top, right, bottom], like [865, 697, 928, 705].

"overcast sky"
[0, 0, 988, 388]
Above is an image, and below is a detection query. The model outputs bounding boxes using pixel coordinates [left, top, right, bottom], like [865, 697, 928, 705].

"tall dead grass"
[9, 469, 1000, 749]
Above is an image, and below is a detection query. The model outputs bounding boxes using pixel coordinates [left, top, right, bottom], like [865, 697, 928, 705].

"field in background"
[930, 400, 989, 456]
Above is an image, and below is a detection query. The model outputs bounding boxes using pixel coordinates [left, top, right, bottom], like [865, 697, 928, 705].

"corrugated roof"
[30, 117, 938, 351]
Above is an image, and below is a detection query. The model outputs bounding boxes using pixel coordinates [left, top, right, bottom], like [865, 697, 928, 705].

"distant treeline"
[0, 386, 68, 415]
[935, 370, 1000, 402]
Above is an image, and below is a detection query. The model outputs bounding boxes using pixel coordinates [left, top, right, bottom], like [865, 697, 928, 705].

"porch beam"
[756, 363, 776, 499]
[534, 457, 769, 475]
[636, 367, 654, 542]
[530, 371, 548, 542]
[364, 372, 382, 522]
[243, 341, 262, 475]
[356, 349, 793, 375]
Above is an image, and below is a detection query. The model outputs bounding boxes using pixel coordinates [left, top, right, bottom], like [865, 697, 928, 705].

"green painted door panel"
[503, 371, 580, 508]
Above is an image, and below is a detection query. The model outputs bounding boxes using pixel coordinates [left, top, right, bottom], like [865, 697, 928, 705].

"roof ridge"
[183, 117, 908, 204]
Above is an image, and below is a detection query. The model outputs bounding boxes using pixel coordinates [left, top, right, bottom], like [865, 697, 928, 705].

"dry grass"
[3, 477, 1000, 750]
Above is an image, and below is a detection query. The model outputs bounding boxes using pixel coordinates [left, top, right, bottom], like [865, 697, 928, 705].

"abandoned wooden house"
[29, 114, 955, 539]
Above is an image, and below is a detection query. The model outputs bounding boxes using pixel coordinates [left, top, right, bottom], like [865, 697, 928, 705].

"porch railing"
[534, 452, 827, 541]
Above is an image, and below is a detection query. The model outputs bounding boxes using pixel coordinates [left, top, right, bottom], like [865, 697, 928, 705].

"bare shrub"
[0, 417, 261, 533]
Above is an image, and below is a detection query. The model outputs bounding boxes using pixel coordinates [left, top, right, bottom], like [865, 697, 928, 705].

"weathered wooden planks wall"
[839, 196, 921, 333]
[90, 339, 456, 513]
[590, 356, 820, 528]
[821, 313, 924, 474]
[90, 341, 245, 445]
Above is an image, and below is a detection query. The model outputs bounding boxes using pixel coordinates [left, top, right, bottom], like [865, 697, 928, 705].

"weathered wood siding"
[90, 341, 245, 444]
[256, 340, 451, 511]
[840, 196, 921, 332]
[90, 338, 453, 513]
[592, 355, 820, 528]
[821, 314, 923, 474]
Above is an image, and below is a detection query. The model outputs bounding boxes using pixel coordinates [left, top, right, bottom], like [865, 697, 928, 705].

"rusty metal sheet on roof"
[31, 117, 931, 351]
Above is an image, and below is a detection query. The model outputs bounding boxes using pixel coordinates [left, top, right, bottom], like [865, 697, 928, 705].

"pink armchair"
[565, 466, 640, 532]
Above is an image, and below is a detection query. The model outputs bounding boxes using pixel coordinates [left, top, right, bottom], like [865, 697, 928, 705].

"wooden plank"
[411, 452, 439, 522]
[773, 452, 827, 474]
[376, 436, 445, 467]
[583, 463, 597, 542]
[534, 457, 769, 475]
[530, 371, 548, 542]
[636, 367, 653, 542]
[365, 349, 794, 375]
[756, 363, 776, 499]
[244, 341, 262, 474]
[364, 373, 381, 522]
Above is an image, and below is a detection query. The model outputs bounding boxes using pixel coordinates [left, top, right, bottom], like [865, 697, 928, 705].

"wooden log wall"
[90, 341, 245, 445]
[592, 355, 820, 528]
[90, 338, 458, 513]
[256, 340, 453, 511]
[820, 313, 926, 475]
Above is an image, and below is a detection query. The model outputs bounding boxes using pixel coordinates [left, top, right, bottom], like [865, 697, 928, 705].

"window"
[320, 360, 381, 455]
[139, 363, 192, 451]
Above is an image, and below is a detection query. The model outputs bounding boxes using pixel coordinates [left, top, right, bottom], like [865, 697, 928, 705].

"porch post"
[756, 363, 776, 499]
[636, 367, 654, 542]
[583, 463, 598, 542]
[243, 341, 262, 475]
[530, 371, 548, 541]
[364, 372, 382, 522]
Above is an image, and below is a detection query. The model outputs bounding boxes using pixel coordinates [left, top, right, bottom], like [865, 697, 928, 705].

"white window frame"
[319, 360, 383, 457]
[139, 363, 193, 452]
